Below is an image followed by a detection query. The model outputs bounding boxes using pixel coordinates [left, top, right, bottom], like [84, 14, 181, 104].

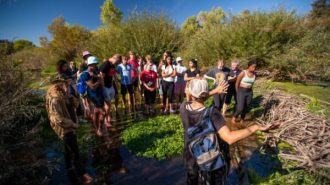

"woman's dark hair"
[57, 59, 68, 73]
[164, 51, 172, 56]
[82, 54, 91, 61]
[190, 59, 198, 68]
[247, 59, 257, 67]
[165, 55, 172, 67]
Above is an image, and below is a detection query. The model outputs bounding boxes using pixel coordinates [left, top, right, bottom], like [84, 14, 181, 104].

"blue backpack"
[76, 70, 88, 96]
[187, 106, 228, 171]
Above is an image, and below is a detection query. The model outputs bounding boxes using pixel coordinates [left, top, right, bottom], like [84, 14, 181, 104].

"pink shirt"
[128, 59, 139, 79]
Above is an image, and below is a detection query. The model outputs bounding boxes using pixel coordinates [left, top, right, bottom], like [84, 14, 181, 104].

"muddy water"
[46, 109, 279, 185]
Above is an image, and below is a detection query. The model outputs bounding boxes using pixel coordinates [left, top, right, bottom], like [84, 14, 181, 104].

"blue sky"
[0, 0, 313, 45]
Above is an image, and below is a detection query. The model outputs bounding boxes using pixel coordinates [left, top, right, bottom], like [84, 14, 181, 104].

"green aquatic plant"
[122, 115, 184, 160]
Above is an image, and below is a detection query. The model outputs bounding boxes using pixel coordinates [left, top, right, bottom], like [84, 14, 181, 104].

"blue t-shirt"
[116, 63, 134, 85]
[80, 69, 103, 98]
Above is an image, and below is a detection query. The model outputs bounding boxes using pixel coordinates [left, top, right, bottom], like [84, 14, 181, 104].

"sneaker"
[163, 109, 168, 115]
[169, 109, 176, 114]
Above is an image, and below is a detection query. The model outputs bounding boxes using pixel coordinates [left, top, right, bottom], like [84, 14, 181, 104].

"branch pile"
[256, 89, 330, 180]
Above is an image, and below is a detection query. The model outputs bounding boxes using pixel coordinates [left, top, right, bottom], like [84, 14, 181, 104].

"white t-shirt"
[162, 65, 175, 82]
[174, 64, 187, 83]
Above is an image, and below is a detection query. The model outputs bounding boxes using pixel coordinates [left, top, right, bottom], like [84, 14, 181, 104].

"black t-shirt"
[228, 69, 241, 85]
[179, 102, 226, 147]
[206, 67, 230, 80]
[99, 61, 116, 88]
[185, 69, 200, 78]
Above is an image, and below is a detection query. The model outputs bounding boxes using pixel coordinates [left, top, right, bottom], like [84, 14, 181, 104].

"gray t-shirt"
[206, 67, 230, 80]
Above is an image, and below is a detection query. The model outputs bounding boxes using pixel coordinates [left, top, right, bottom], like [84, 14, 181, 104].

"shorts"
[113, 83, 118, 95]
[174, 83, 186, 95]
[144, 89, 156, 105]
[88, 94, 104, 108]
[103, 86, 115, 102]
[121, 84, 134, 95]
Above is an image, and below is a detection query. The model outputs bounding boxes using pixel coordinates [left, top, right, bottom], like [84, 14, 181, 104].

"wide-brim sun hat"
[87, 56, 99, 65]
[82, 51, 91, 57]
[50, 73, 71, 84]
[189, 79, 209, 98]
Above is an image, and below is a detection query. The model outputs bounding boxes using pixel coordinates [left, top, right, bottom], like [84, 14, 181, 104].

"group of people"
[45, 49, 277, 185]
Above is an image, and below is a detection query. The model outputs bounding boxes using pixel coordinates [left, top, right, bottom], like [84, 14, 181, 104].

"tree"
[310, 0, 330, 18]
[181, 16, 200, 37]
[48, 17, 91, 61]
[13, 39, 35, 52]
[100, 0, 123, 26]
[0, 40, 13, 55]
[196, 7, 226, 28]
[39, 36, 49, 48]
[91, 12, 181, 60]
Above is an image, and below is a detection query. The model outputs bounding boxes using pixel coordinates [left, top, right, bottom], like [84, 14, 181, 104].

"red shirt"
[140, 70, 158, 89]
[128, 59, 139, 79]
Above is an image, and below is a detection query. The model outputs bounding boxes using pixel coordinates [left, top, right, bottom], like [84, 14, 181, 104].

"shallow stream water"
[46, 108, 280, 185]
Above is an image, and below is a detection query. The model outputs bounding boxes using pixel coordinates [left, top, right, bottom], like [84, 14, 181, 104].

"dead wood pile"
[256, 89, 330, 180]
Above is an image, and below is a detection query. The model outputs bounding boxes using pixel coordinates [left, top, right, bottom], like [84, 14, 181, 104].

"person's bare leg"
[104, 102, 111, 127]
[94, 109, 101, 136]
[160, 95, 163, 111]
[96, 108, 106, 136]
[222, 103, 228, 116]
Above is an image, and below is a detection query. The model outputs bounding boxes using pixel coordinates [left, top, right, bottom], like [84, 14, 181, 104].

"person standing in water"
[161, 55, 176, 114]
[184, 59, 200, 101]
[222, 59, 241, 116]
[45, 75, 93, 184]
[232, 59, 257, 124]
[140, 63, 159, 115]
[116, 55, 136, 112]
[99, 54, 121, 126]
[204, 59, 230, 113]
[180, 78, 277, 185]
[174, 57, 187, 109]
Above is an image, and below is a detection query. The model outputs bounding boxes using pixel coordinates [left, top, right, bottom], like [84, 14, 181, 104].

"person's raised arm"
[204, 74, 215, 82]
[218, 124, 275, 145]
[208, 80, 229, 96]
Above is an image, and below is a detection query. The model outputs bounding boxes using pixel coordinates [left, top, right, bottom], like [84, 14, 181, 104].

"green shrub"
[91, 12, 181, 61]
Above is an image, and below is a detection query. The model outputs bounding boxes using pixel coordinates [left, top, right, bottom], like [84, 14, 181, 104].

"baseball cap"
[87, 56, 99, 65]
[189, 79, 209, 98]
[176, 57, 183, 62]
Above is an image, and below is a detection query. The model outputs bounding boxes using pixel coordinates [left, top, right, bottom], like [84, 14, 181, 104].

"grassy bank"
[272, 81, 330, 103]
